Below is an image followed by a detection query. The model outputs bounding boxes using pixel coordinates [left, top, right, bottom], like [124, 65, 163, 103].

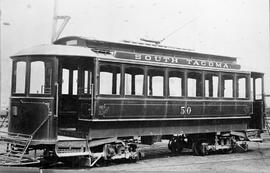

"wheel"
[192, 140, 209, 156]
[168, 137, 183, 154]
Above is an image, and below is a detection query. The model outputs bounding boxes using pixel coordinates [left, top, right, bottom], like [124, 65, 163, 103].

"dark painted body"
[7, 37, 265, 146]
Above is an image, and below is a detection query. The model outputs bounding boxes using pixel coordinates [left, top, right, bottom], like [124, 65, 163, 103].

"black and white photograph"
[0, 0, 269, 172]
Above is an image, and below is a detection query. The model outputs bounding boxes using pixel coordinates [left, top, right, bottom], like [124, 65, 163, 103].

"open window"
[205, 72, 219, 98]
[99, 64, 121, 95]
[221, 73, 234, 98]
[147, 69, 164, 97]
[187, 71, 202, 97]
[168, 70, 184, 97]
[124, 66, 144, 96]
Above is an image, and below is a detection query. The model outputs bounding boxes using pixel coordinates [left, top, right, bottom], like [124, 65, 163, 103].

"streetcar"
[0, 36, 265, 166]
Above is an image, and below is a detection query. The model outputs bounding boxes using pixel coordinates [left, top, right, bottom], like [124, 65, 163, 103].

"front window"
[13, 58, 53, 95]
[30, 61, 52, 94]
[14, 61, 26, 94]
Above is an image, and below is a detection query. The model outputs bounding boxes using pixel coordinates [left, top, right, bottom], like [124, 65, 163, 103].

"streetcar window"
[237, 75, 248, 99]
[14, 61, 26, 94]
[73, 70, 78, 95]
[83, 70, 92, 94]
[99, 64, 121, 95]
[205, 73, 219, 98]
[30, 61, 45, 94]
[148, 69, 164, 96]
[255, 78, 262, 100]
[168, 70, 184, 97]
[187, 71, 202, 97]
[62, 69, 69, 94]
[125, 67, 144, 96]
[221, 73, 234, 98]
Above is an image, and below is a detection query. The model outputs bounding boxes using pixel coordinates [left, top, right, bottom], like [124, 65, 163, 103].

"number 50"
[180, 106, 192, 115]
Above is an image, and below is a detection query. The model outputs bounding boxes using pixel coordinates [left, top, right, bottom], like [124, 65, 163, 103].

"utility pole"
[0, 8, 2, 111]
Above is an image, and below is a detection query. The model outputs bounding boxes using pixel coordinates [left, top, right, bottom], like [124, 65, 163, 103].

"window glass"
[148, 69, 164, 96]
[84, 71, 89, 94]
[187, 71, 202, 97]
[222, 74, 234, 98]
[44, 62, 52, 94]
[73, 70, 78, 95]
[30, 61, 45, 94]
[62, 69, 69, 94]
[169, 71, 184, 97]
[237, 75, 248, 99]
[81, 70, 92, 95]
[205, 73, 219, 98]
[15, 61, 26, 94]
[99, 64, 121, 95]
[125, 67, 144, 95]
[255, 78, 262, 100]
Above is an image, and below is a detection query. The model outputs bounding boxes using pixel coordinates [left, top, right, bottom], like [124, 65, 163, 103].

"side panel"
[87, 97, 252, 139]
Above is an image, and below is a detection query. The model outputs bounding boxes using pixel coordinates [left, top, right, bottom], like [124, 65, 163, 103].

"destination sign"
[114, 52, 241, 70]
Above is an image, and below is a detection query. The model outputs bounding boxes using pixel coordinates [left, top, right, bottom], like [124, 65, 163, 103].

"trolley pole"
[51, 0, 57, 43]
[51, 0, 70, 43]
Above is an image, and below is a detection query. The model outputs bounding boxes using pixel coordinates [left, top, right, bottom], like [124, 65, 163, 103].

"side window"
[14, 61, 26, 94]
[148, 69, 164, 96]
[187, 71, 202, 97]
[168, 70, 184, 97]
[62, 69, 69, 94]
[83, 70, 92, 94]
[73, 70, 78, 95]
[221, 73, 234, 98]
[205, 73, 219, 98]
[125, 67, 144, 96]
[255, 78, 262, 100]
[237, 75, 248, 99]
[99, 64, 121, 95]
[30, 61, 45, 94]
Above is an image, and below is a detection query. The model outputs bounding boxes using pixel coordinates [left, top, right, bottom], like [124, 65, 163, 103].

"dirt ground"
[1, 133, 270, 172]
[88, 137, 270, 172]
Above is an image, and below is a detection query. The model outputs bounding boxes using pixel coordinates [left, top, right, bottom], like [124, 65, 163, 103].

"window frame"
[98, 62, 122, 97]
[12, 60, 27, 96]
[12, 57, 55, 97]
[221, 72, 235, 99]
[204, 71, 220, 99]
[147, 67, 165, 98]
[123, 64, 145, 97]
[186, 70, 203, 99]
[167, 69, 185, 98]
[236, 73, 250, 100]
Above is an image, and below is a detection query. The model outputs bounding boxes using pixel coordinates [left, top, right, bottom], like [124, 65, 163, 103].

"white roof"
[12, 44, 98, 57]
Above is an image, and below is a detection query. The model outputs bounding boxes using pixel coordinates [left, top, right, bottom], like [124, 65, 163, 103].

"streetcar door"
[58, 57, 94, 130]
[58, 60, 79, 130]
[250, 72, 264, 130]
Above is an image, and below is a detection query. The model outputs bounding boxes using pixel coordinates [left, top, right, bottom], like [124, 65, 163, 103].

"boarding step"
[0, 131, 33, 165]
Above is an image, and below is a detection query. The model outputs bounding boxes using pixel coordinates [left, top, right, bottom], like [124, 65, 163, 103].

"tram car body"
[1, 36, 265, 166]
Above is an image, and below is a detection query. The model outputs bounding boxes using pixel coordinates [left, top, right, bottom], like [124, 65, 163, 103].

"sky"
[0, 0, 269, 107]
